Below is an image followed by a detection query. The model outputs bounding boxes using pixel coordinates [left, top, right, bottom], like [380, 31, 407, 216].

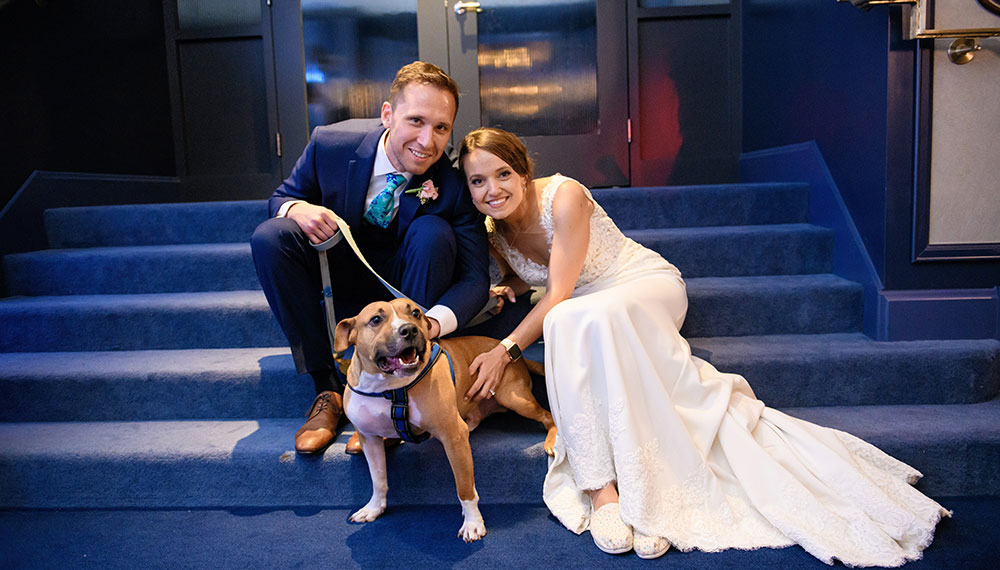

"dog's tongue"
[383, 348, 419, 372]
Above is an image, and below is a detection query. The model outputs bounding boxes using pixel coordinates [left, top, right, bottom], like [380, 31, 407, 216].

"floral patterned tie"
[364, 173, 406, 228]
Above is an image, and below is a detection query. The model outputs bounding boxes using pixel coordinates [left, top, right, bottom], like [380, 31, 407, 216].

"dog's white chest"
[345, 389, 425, 439]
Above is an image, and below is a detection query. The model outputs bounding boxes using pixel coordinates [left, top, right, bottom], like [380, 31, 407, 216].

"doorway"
[292, 0, 628, 188]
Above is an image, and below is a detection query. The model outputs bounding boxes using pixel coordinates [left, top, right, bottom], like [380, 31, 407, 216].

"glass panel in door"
[301, 0, 419, 130]
[450, 0, 629, 188]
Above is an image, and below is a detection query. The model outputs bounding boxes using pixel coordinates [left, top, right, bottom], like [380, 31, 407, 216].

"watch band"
[499, 337, 522, 362]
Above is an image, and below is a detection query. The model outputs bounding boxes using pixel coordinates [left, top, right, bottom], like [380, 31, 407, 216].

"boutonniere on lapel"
[405, 180, 439, 205]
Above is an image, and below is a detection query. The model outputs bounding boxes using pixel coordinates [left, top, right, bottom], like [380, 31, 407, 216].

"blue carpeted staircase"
[2, 182, 999, 569]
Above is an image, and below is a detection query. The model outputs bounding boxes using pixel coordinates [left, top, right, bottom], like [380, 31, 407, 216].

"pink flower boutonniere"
[406, 180, 439, 205]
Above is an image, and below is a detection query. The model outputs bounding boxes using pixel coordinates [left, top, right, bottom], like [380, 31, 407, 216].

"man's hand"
[287, 202, 340, 244]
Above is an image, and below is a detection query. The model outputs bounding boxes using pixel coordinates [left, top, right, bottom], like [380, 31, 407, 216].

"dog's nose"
[399, 323, 418, 340]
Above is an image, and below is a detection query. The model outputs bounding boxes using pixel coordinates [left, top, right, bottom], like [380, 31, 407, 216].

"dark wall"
[742, 0, 890, 283]
[0, 0, 174, 209]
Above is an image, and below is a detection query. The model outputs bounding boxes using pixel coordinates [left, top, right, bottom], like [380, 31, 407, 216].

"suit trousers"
[251, 215, 458, 380]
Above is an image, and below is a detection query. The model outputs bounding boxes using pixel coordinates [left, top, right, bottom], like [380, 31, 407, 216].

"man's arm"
[430, 167, 491, 333]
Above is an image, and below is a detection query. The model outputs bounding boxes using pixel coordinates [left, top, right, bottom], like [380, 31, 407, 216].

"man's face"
[380, 83, 457, 176]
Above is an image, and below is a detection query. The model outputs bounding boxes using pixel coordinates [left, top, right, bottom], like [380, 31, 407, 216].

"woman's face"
[462, 148, 527, 220]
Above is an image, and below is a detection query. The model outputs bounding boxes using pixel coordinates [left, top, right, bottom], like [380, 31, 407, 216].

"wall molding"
[878, 288, 1000, 341]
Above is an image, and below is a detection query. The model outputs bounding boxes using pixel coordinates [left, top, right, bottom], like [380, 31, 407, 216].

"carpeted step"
[0, 277, 862, 352]
[5, 224, 833, 295]
[4, 243, 258, 296]
[39, 184, 808, 250]
[592, 183, 810, 230]
[680, 274, 863, 337]
[3, 336, 996, 422]
[2, 399, 997, 508]
[0, 348, 313, 422]
[688, 334, 1000, 407]
[626, 223, 832, 278]
[44, 200, 267, 248]
[0, 291, 285, 352]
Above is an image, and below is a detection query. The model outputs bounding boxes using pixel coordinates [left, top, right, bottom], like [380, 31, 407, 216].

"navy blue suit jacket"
[268, 119, 489, 328]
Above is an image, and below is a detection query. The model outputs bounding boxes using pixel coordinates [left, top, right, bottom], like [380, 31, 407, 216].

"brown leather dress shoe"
[345, 432, 403, 455]
[295, 391, 344, 454]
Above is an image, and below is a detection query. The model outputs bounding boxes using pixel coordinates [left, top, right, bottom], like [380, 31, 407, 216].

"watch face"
[508, 343, 522, 361]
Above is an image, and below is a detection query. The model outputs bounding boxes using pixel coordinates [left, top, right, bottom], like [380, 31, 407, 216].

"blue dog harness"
[347, 343, 454, 444]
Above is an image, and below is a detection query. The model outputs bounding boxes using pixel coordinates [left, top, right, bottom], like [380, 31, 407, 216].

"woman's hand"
[465, 344, 510, 401]
[488, 285, 516, 315]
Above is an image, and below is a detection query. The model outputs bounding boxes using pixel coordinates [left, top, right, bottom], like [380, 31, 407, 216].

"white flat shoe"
[589, 503, 633, 554]
[634, 530, 670, 560]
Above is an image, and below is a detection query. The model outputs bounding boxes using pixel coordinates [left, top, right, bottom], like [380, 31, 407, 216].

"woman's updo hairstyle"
[459, 127, 534, 182]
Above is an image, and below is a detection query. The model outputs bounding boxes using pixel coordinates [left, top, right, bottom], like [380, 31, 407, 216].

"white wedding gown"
[487, 175, 948, 567]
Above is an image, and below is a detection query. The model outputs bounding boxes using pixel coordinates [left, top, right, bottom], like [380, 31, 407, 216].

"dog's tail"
[524, 358, 544, 376]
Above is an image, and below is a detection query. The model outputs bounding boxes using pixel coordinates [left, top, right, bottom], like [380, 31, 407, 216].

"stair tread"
[5, 334, 996, 376]
[4, 398, 996, 454]
[2, 400, 997, 507]
[0, 275, 858, 307]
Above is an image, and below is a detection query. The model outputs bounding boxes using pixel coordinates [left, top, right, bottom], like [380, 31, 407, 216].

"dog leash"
[310, 212, 428, 352]
[346, 342, 454, 443]
[310, 212, 497, 351]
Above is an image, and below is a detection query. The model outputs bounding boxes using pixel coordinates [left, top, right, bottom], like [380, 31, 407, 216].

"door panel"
[449, 0, 629, 188]
[628, 3, 740, 186]
[163, 0, 281, 199]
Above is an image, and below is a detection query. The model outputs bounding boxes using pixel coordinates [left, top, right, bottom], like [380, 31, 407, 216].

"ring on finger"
[489, 389, 496, 396]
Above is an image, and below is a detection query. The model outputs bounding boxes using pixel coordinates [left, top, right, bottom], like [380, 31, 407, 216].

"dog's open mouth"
[376, 346, 422, 374]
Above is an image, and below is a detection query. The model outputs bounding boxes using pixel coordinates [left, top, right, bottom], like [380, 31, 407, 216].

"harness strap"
[348, 343, 453, 444]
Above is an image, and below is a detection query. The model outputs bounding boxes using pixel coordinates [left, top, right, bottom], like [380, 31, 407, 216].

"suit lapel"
[396, 175, 423, 239]
[344, 128, 385, 226]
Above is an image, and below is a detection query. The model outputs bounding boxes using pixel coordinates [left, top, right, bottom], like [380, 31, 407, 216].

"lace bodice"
[486, 175, 679, 290]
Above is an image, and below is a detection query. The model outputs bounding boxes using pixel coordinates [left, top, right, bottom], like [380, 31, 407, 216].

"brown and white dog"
[333, 298, 557, 542]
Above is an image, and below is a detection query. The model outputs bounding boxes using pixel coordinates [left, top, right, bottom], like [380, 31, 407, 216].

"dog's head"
[334, 298, 432, 378]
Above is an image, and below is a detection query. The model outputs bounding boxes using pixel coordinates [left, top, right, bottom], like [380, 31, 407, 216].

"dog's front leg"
[438, 420, 486, 542]
[349, 432, 388, 522]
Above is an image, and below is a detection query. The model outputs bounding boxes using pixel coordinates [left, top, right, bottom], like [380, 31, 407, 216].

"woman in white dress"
[457, 127, 948, 565]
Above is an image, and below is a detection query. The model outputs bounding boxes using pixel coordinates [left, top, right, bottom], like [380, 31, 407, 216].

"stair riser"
[682, 285, 863, 337]
[5, 226, 833, 296]
[0, 304, 286, 352]
[631, 227, 832, 278]
[40, 185, 810, 248]
[593, 184, 810, 230]
[3, 351, 994, 422]
[0, 283, 862, 352]
[5, 247, 259, 296]
[45, 201, 267, 248]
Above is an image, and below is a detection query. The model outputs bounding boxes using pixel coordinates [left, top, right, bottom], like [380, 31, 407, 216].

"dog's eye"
[368, 315, 382, 326]
[411, 309, 422, 319]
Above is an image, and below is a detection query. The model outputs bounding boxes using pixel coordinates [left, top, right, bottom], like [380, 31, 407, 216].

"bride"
[457, 127, 948, 565]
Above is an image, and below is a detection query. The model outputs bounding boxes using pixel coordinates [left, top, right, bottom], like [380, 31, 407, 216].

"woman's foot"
[633, 531, 670, 560]
[589, 503, 633, 554]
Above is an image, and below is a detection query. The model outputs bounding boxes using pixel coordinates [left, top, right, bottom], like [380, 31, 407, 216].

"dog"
[333, 298, 557, 542]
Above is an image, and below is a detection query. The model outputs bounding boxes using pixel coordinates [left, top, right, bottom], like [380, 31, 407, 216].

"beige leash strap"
[311, 213, 498, 341]
[311, 214, 428, 348]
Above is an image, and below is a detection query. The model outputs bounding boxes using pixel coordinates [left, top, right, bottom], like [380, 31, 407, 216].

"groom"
[251, 61, 489, 454]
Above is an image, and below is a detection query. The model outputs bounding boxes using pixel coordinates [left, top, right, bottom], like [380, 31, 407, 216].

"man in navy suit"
[251, 62, 489, 454]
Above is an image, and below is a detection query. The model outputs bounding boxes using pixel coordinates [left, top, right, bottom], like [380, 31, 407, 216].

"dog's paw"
[543, 427, 557, 457]
[349, 504, 385, 523]
[458, 519, 486, 542]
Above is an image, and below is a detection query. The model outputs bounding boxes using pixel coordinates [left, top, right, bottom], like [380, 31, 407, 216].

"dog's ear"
[333, 317, 357, 353]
